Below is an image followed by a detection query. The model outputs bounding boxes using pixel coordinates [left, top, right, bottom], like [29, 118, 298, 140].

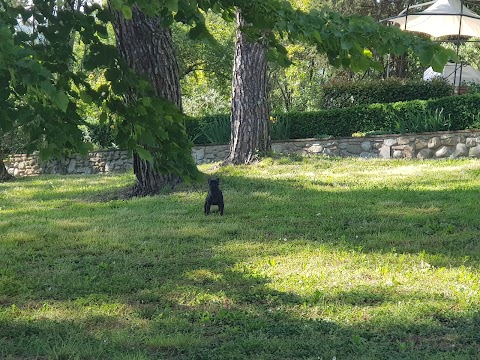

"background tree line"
[178, 0, 480, 116]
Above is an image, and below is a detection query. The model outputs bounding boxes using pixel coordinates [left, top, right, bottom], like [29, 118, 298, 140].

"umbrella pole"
[404, 1, 412, 31]
[454, 0, 465, 93]
[396, 1, 412, 78]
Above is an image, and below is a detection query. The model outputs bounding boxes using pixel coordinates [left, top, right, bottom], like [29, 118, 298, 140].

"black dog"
[204, 178, 224, 215]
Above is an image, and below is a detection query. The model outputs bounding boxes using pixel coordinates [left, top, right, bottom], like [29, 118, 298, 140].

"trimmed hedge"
[186, 93, 480, 143]
[283, 93, 480, 138]
[321, 78, 453, 109]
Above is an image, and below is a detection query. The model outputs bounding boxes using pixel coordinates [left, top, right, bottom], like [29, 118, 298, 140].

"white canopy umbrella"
[424, 63, 480, 84]
[386, 0, 480, 38]
[383, 0, 480, 87]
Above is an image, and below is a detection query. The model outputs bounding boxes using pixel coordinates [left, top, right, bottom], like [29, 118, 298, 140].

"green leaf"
[53, 92, 69, 112]
[188, 24, 208, 40]
[432, 48, 456, 73]
[105, 68, 122, 82]
[136, 105, 147, 116]
[135, 146, 153, 162]
[341, 40, 352, 50]
[80, 91, 93, 104]
[165, 0, 178, 13]
[77, 141, 93, 155]
[138, 130, 156, 146]
[275, 44, 288, 55]
[221, 9, 235, 22]
[121, 6, 133, 20]
[99, 112, 107, 124]
[371, 61, 384, 72]
[418, 46, 435, 67]
[38, 147, 52, 161]
[0, 111, 13, 132]
[109, 0, 123, 11]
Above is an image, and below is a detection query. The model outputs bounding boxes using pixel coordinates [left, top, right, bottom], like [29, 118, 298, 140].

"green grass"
[1, 157, 480, 359]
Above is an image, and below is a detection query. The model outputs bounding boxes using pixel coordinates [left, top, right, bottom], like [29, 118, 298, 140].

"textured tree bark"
[0, 149, 12, 181]
[109, 3, 182, 194]
[225, 9, 270, 165]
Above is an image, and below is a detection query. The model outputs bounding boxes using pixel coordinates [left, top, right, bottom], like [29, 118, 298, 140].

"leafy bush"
[429, 93, 480, 130]
[83, 123, 116, 149]
[321, 78, 453, 109]
[394, 108, 451, 134]
[285, 105, 392, 139]
[185, 115, 230, 144]
[270, 115, 291, 140]
[1, 126, 31, 154]
[200, 116, 231, 144]
[467, 112, 480, 129]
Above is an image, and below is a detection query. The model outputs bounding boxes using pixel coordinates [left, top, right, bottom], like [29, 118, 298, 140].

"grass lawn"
[1, 156, 480, 359]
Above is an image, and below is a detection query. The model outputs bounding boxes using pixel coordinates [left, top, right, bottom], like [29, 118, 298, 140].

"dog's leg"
[219, 203, 224, 216]
[204, 201, 210, 215]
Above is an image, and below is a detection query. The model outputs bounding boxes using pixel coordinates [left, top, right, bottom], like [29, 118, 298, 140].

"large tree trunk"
[225, 9, 270, 165]
[109, 4, 183, 194]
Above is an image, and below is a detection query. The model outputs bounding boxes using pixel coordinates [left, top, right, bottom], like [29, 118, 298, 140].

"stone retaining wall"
[269, 130, 480, 160]
[6, 130, 480, 176]
[5, 150, 133, 177]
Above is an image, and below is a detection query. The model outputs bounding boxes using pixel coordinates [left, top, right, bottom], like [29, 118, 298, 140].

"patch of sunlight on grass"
[3, 231, 38, 243]
[2, 300, 131, 322]
[168, 287, 230, 307]
[251, 191, 284, 201]
[184, 269, 224, 283]
[53, 219, 89, 231]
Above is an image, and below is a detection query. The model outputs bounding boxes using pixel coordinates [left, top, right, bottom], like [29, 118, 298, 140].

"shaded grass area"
[1, 157, 480, 359]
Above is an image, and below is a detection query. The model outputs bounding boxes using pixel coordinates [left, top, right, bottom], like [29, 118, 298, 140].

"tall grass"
[200, 116, 231, 144]
[270, 115, 291, 140]
[394, 108, 452, 134]
[1, 158, 480, 359]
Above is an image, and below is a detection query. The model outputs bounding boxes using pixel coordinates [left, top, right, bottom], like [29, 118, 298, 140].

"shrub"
[270, 115, 291, 140]
[84, 123, 116, 149]
[284, 105, 392, 139]
[186, 93, 480, 144]
[394, 108, 451, 134]
[321, 78, 453, 109]
[1, 126, 31, 154]
[185, 114, 230, 144]
[285, 93, 480, 138]
[200, 115, 231, 144]
[426, 93, 480, 130]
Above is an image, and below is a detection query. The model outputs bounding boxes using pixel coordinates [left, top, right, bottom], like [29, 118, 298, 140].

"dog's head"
[208, 178, 220, 189]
